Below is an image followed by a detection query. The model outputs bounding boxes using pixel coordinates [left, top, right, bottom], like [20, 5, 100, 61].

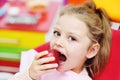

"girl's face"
[50, 15, 92, 73]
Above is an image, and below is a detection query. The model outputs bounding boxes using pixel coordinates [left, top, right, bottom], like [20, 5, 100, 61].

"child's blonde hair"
[60, 0, 112, 78]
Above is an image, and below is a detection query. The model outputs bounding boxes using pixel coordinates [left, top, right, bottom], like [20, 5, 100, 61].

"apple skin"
[43, 49, 60, 64]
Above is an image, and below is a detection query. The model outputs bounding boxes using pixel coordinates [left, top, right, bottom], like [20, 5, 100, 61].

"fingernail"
[54, 63, 58, 67]
[44, 50, 48, 54]
[51, 57, 55, 60]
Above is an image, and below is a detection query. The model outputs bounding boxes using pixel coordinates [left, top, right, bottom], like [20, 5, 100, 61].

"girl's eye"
[53, 31, 61, 37]
[68, 36, 76, 41]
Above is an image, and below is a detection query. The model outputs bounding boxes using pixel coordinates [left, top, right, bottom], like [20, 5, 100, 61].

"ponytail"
[84, 0, 112, 78]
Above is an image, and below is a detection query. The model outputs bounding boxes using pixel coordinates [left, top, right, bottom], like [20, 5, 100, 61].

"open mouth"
[58, 51, 67, 63]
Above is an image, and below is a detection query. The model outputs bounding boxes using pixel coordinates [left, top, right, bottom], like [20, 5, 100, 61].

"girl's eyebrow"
[53, 25, 61, 30]
[69, 32, 82, 38]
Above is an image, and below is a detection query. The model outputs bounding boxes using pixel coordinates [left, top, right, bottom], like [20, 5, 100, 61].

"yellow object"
[94, 0, 120, 22]
[0, 29, 45, 48]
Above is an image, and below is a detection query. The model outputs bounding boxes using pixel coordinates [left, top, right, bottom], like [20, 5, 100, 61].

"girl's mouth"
[52, 49, 67, 65]
[58, 51, 67, 63]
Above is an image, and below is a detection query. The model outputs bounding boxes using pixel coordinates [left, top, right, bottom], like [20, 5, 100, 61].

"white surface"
[19, 49, 37, 72]
[0, 72, 14, 80]
[111, 22, 120, 30]
[8, 7, 20, 16]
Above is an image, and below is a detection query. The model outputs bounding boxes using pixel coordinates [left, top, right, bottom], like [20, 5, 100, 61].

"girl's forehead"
[58, 15, 86, 26]
[57, 15, 88, 32]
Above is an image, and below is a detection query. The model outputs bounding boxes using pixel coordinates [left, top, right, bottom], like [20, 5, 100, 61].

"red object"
[35, 42, 60, 64]
[44, 49, 60, 64]
[35, 42, 50, 52]
[0, 60, 20, 74]
[95, 30, 120, 80]
[0, 60, 20, 67]
[67, 0, 89, 5]
[35, 30, 120, 80]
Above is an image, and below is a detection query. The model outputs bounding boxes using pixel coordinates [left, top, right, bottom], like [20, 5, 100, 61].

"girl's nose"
[55, 38, 64, 48]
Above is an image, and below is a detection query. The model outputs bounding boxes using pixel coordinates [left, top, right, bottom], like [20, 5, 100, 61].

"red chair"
[34, 30, 120, 80]
[95, 30, 120, 80]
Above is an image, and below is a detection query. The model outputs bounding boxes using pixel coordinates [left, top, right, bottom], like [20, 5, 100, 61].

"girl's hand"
[29, 51, 58, 80]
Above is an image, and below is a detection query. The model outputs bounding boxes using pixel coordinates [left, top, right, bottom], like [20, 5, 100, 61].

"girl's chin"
[56, 66, 69, 72]
[56, 62, 69, 72]
[56, 68, 66, 72]
[56, 66, 65, 72]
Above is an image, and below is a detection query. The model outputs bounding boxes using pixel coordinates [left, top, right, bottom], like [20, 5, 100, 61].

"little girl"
[9, 0, 111, 80]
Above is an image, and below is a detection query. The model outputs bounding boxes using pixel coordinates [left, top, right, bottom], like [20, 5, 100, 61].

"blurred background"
[0, 0, 119, 80]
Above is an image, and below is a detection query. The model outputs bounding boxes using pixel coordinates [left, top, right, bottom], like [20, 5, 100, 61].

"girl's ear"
[86, 43, 100, 59]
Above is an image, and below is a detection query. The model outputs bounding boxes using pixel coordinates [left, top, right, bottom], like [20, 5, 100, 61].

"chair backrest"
[35, 42, 50, 52]
[34, 30, 120, 80]
[95, 30, 120, 80]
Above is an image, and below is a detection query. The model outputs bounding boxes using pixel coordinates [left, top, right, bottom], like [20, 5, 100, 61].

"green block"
[0, 46, 30, 61]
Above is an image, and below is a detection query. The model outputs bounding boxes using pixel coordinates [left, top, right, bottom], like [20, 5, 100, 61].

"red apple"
[43, 49, 60, 64]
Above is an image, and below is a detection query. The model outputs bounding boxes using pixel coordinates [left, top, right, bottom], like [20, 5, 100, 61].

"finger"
[39, 69, 56, 75]
[37, 57, 55, 65]
[39, 63, 58, 70]
[35, 50, 48, 60]
[37, 68, 56, 76]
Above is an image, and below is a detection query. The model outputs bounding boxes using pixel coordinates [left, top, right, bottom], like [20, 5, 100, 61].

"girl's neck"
[71, 66, 84, 74]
